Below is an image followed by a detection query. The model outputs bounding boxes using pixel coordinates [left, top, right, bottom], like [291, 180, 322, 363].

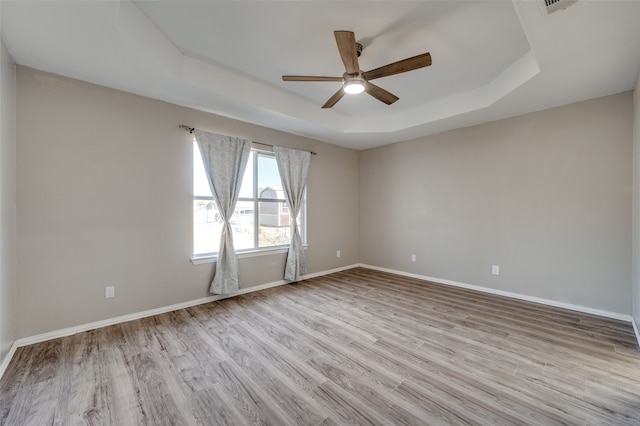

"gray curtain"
[274, 146, 311, 282]
[194, 130, 251, 294]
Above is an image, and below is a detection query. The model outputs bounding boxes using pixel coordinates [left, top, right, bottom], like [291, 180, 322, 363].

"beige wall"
[633, 72, 640, 330]
[13, 64, 637, 339]
[16, 66, 359, 338]
[0, 37, 17, 363]
[360, 92, 633, 315]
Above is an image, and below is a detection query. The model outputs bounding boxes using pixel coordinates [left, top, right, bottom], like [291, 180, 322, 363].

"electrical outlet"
[105, 286, 115, 299]
[411, 254, 416, 262]
[492, 265, 500, 275]
[336, 250, 341, 258]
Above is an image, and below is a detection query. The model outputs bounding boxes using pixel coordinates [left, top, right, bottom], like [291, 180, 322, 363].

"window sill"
[191, 244, 308, 265]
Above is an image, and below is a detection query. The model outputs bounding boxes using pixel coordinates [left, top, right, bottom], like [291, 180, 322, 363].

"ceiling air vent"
[544, 0, 577, 14]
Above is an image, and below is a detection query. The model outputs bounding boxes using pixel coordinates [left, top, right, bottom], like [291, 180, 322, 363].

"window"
[193, 141, 305, 257]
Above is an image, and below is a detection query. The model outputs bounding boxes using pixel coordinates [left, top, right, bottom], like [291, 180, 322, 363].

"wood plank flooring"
[1, 267, 640, 425]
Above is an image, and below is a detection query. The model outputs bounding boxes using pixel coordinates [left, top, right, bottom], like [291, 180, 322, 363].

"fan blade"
[282, 76, 343, 82]
[321, 88, 346, 109]
[363, 52, 432, 81]
[364, 81, 399, 105]
[334, 31, 360, 74]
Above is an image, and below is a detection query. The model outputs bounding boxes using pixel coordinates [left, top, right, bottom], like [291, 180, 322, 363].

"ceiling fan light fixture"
[343, 75, 365, 95]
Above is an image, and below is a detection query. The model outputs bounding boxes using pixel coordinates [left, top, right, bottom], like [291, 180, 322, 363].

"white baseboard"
[3, 261, 635, 381]
[632, 317, 640, 348]
[359, 264, 634, 322]
[0, 263, 360, 381]
[0, 341, 19, 381]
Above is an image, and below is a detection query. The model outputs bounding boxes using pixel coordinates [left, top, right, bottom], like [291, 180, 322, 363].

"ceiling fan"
[282, 30, 432, 109]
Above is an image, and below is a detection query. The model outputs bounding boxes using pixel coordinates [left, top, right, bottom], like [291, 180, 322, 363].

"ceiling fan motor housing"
[343, 72, 366, 94]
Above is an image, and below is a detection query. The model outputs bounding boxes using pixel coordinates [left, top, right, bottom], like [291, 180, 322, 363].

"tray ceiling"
[2, 1, 639, 150]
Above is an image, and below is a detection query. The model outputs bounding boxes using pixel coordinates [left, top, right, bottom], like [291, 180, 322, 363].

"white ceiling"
[2, 1, 640, 150]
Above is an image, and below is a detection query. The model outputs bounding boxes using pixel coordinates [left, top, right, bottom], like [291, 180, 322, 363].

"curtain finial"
[179, 124, 195, 134]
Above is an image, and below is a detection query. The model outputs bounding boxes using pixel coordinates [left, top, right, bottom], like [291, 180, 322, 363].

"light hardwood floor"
[1, 267, 639, 425]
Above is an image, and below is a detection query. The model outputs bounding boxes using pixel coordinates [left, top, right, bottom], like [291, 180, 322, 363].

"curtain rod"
[179, 124, 317, 155]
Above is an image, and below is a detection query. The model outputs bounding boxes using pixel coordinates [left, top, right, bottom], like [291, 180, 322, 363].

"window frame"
[192, 144, 307, 262]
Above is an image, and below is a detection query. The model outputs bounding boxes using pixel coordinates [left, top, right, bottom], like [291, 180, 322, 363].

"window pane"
[257, 154, 284, 199]
[193, 199, 221, 254]
[239, 151, 254, 199]
[193, 141, 212, 197]
[259, 201, 291, 247]
[231, 200, 255, 250]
